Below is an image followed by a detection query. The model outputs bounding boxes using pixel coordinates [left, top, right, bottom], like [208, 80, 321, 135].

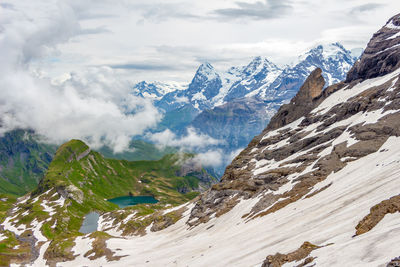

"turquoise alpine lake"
[107, 195, 159, 209]
[79, 211, 100, 234]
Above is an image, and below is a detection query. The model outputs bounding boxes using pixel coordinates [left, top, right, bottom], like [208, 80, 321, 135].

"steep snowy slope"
[1, 14, 400, 267]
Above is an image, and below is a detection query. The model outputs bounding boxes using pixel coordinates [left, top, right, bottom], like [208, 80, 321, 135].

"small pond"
[79, 211, 100, 234]
[107, 195, 159, 209]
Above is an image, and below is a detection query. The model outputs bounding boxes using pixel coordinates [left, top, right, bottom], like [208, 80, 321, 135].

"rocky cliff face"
[346, 14, 400, 82]
[265, 68, 326, 131]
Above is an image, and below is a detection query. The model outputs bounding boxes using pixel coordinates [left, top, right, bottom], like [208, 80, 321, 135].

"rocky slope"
[187, 14, 400, 228]
[191, 97, 279, 148]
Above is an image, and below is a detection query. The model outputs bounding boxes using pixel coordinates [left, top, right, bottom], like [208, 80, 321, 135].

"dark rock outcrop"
[266, 68, 325, 131]
[355, 194, 400, 236]
[261, 242, 320, 267]
[387, 257, 400, 267]
[346, 13, 400, 82]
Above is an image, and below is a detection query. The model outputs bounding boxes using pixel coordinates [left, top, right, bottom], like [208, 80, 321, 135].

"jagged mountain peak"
[299, 42, 354, 63]
[269, 41, 356, 89]
[194, 62, 219, 80]
[141, 42, 355, 113]
[186, 62, 223, 109]
[132, 80, 188, 101]
[242, 56, 280, 76]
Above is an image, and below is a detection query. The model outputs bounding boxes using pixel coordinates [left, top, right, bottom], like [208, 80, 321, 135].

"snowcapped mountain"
[222, 56, 283, 102]
[135, 43, 358, 158]
[185, 43, 358, 151]
[138, 42, 357, 115]
[269, 42, 357, 100]
[131, 81, 187, 101]
[185, 63, 223, 110]
[2, 13, 400, 266]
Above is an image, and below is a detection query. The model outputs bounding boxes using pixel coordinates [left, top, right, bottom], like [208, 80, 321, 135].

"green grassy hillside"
[0, 139, 217, 265]
[34, 139, 215, 207]
[0, 130, 179, 197]
[0, 130, 57, 195]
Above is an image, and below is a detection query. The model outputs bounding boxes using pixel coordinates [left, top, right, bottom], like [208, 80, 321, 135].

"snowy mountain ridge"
[133, 42, 357, 112]
[132, 81, 188, 100]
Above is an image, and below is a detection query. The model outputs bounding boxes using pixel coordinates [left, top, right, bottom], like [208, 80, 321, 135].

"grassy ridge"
[35, 140, 211, 206]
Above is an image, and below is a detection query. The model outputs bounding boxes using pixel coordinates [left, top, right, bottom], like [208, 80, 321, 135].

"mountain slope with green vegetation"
[0, 130, 57, 195]
[35, 139, 215, 206]
[0, 139, 217, 265]
[0, 129, 179, 197]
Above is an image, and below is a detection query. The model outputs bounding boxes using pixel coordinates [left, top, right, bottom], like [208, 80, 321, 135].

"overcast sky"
[5, 0, 399, 83]
[0, 0, 400, 154]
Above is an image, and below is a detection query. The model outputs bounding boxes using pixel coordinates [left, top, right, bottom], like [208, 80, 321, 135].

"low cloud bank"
[148, 127, 243, 169]
[147, 127, 222, 149]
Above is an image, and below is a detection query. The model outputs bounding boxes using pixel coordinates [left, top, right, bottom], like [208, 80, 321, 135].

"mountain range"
[134, 42, 357, 112]
[134, 43, 359, 157]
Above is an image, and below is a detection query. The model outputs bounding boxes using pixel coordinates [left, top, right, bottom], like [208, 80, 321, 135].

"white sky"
[10, 0, 398, 83]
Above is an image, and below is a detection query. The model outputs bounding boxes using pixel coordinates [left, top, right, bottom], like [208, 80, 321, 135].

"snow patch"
[314, 68, 400, 115]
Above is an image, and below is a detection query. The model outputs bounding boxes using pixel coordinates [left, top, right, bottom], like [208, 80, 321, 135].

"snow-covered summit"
[132, 81, 187, 100]
[241, 56, 279, 76]
[298, 42, 351, 62]
[193, 62, 220, 81]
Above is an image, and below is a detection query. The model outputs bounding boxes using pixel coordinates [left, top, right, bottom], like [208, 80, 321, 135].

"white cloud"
[0, 0, 162, 153]
[148, 127, 223, 149]
[185, 147, 244, 168]
[192, 150, 223, 168]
